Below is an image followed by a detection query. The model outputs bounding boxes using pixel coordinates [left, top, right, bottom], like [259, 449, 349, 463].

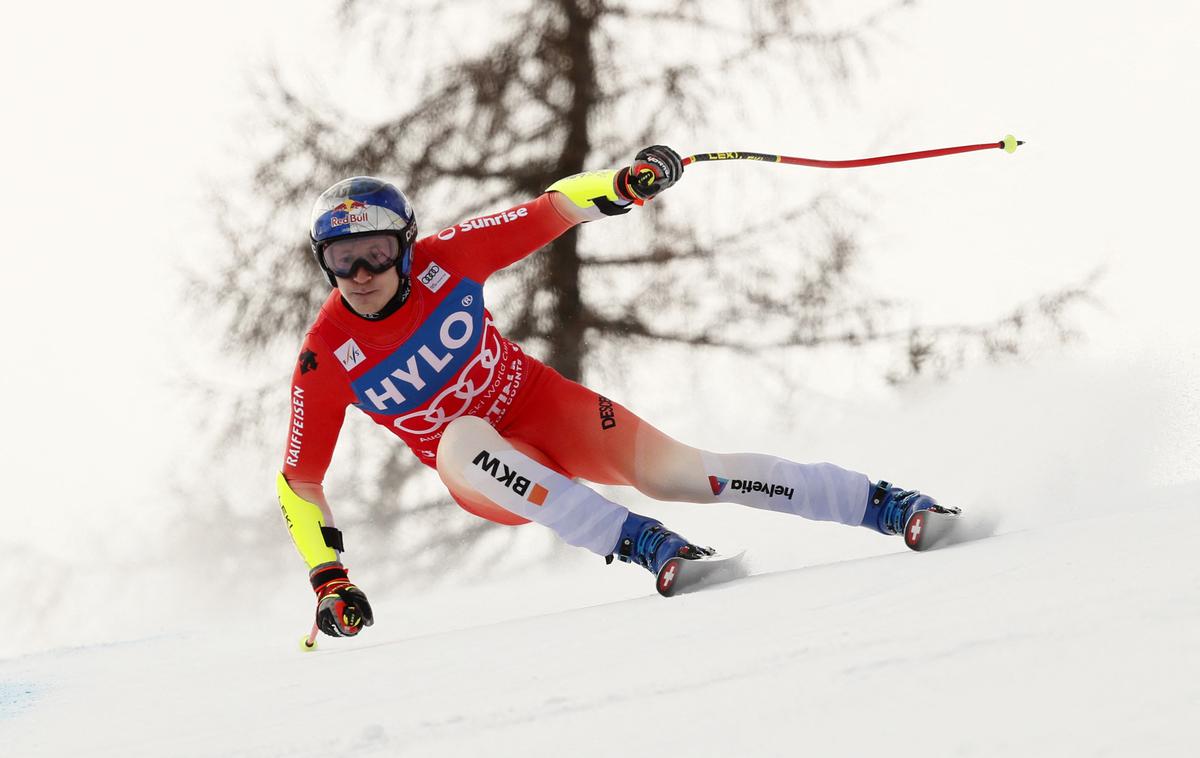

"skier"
[278, 145, 956, 638]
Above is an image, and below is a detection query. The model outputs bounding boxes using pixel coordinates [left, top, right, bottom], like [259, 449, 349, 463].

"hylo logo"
[360, 310, 474, 411]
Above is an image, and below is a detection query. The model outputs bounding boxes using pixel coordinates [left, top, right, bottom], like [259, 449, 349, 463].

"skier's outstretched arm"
[429, 145, 685, 280]
[277, 335, 374, 639]
[277, 472, 374, 639]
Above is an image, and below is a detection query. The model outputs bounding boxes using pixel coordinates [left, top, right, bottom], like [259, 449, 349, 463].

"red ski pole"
[680, 134, 1023, 169]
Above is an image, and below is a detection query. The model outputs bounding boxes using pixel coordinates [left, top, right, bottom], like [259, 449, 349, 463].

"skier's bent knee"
[437, 416, 500, 473]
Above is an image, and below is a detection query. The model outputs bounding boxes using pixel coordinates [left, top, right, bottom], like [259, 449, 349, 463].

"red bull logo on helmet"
[330, 199, 370, 228]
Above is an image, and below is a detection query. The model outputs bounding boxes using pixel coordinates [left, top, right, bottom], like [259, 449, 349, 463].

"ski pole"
[301, 622, 319, 652]
[680, 134, 1023, 169]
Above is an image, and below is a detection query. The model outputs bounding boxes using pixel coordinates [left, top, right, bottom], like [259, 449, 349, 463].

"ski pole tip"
[1001, 134, 1022, 154]
[301, 624, 319, 652]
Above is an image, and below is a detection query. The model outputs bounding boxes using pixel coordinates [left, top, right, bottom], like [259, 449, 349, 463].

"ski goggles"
[321, 233, 402, 279]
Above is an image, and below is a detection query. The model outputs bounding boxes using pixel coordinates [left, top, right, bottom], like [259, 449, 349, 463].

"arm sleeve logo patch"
[298, 350, 319, 374]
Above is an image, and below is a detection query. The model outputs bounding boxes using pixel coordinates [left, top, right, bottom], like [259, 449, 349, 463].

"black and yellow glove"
[615, 145, 685, 204]
[546, 145, 685, 221]
[310, 562, 374, 638]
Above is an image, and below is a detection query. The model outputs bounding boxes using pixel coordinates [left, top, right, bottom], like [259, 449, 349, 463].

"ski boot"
[610, 512, 712, 573]
[609, 512, 720, 595]
[861, 480, 962, 551]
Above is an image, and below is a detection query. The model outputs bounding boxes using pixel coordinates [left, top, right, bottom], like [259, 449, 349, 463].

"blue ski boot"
[610, 511, 713, 574]
[861, 480, 962, 551]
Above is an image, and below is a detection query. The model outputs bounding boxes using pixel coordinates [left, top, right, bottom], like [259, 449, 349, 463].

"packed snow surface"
[3, 493, 1196, 757]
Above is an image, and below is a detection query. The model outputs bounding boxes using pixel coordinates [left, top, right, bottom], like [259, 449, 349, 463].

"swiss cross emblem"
[659, 562, 677, 590]
[906, 513, 924, 547]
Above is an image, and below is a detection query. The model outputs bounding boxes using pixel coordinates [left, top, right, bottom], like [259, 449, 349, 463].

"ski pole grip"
[632, 161, 657, 183]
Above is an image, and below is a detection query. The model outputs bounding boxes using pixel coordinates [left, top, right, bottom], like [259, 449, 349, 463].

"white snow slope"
[3, 493, 1197, 758]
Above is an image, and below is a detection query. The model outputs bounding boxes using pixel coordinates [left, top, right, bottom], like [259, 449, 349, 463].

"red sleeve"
[420, 193, 575, 282]
[281, 332, 356, 485]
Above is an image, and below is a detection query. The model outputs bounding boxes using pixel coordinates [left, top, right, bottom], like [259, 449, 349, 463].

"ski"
[656, 551, 748, 597]
[903, 505, 964, 551]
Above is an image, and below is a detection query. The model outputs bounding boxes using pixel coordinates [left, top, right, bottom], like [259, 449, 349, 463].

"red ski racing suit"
[282, 183, 870, 551]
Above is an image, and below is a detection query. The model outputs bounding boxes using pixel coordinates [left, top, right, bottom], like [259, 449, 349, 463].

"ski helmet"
[309, 176, 418, 286]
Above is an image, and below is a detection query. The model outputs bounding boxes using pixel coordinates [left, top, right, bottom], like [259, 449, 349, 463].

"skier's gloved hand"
[616, 145, 685, 205]
[310, 562, 374, 638]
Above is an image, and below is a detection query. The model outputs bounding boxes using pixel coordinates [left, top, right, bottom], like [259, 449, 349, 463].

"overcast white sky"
[2, 0, 1198, 564]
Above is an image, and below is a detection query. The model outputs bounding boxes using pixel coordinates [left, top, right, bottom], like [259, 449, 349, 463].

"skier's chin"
[345, 290, 378, 309]
[338, 273, 399, 315]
